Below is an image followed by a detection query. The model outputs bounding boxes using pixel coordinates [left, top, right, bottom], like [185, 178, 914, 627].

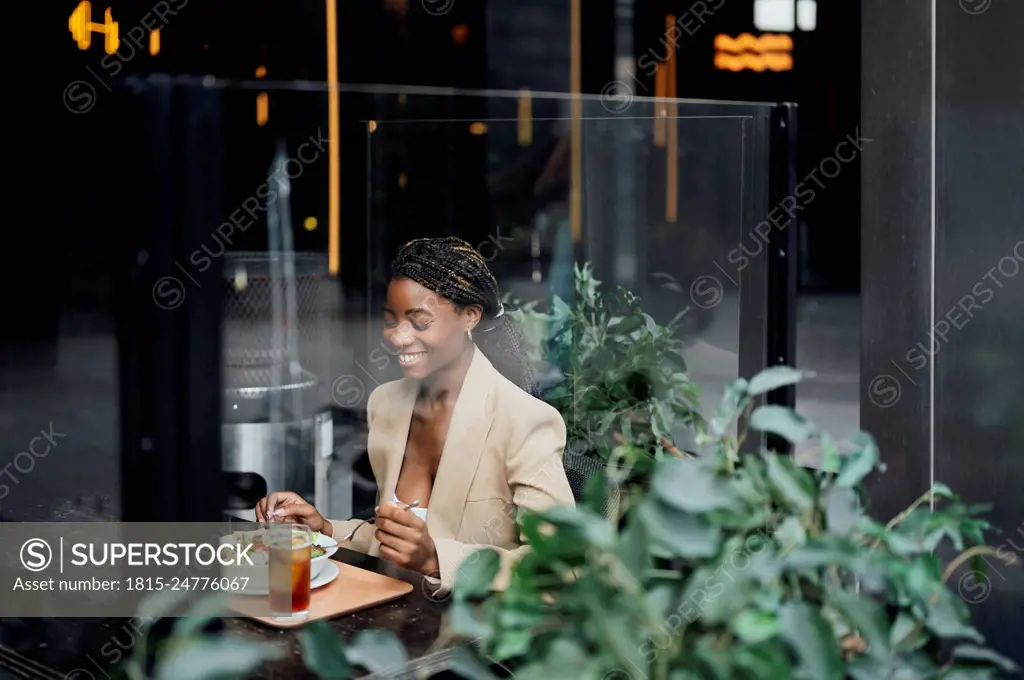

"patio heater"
[221, 145, 334, 518]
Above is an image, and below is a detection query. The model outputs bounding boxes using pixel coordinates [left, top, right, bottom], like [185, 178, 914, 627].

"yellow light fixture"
[664, 14, 678, 224]
[570, 0, 582, 244]
[255, 66, 268, 127]
[303, 216, 319, 231]
[517, 89, 533, 146]
[68, 2, 120, 54]
[256, 93, 269, 126]
[468, 122, 488, 135]
[327, 0, 341, 275]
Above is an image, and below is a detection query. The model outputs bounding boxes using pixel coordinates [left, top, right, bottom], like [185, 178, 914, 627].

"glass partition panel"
[364, 92, 774, 454]
[66, 79, 777, 526]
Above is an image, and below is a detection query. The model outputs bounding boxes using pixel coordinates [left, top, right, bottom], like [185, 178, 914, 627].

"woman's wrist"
[419, 551, 440, 577]
[321, 518, 334, 537]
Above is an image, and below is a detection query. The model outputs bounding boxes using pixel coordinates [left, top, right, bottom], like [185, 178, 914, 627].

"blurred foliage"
[440, 367, 1021, 679]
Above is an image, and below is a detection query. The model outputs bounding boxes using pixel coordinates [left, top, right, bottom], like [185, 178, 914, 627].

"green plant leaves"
[827, 589, 890, 660]
[834, 432, 880, 488]
[823, 487, 861, 537]
[586, 599, 648, 676]
[889, 612, 927, 651]
[170, 593, 233, 640]
[439, 269, 1010, 680]
[532, 505, 618, 550]
[750, 406, 816, 445]
[747, 366, 806, 396]
[711, 378, 750, 436]
[615, 514, 651, 579]
[950, 644, 1021, 673]
[448, 600, 492, 640]
[455, 548, 503, 601]
[154, 638, 282, 680]
[765, 453, 816, 510]
[732, 610, 781, 643]
[344, 630, 408, 675]
[638, 498, 721, 558]
[924, 587, 984, 643]
[779, 603, 844, 680]
[298, 620, 350, 679]
[651, 458, 736, 513]
[609, 314, 644, 336]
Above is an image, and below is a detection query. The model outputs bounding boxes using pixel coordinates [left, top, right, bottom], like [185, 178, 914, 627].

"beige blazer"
[328, 348, 575, 597]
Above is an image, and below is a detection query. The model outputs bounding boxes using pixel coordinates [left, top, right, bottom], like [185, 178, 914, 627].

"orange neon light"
[517, 89, 532, 146]
[69, 2, 120, 54]
[256, 93, 269, 126]
[714, 33, 793, 72]
[714, 32, 793, 53]
[714, 52, 793, 72]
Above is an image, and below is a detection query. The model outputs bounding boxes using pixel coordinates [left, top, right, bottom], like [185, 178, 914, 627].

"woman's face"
[382, 277, 480, 379]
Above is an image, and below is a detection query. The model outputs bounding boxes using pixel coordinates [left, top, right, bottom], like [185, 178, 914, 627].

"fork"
[341, 500, 421, 541]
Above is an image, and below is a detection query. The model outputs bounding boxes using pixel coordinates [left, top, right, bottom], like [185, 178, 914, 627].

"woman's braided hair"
[390, 236, 539, 397]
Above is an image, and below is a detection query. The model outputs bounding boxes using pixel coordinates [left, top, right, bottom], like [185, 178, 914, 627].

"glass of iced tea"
[268, 522, 312, 620]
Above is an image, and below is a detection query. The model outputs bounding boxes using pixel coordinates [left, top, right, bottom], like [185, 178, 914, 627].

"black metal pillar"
[115, 80, 225, 522]
[764, 104, 799, 453]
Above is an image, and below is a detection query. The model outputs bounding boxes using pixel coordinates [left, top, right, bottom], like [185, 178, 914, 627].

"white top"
[394, 494, 428, 522]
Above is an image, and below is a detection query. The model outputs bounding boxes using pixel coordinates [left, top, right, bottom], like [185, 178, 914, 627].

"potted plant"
[507, 263, 706, 505]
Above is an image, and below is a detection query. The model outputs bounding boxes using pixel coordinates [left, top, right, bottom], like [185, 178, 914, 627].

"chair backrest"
[562, 450, 620, 519]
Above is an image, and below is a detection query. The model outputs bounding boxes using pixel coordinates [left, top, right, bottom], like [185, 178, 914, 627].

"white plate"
[235, 559, 339, 597]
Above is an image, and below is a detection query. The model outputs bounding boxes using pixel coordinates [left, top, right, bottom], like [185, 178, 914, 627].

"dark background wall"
[862, 0, 1024, 663]
[635, 0, 861, 293]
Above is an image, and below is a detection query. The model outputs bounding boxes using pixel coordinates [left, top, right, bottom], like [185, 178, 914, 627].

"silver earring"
[467, 328, 473, 342]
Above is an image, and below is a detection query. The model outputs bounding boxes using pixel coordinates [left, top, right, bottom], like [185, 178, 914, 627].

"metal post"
[116, 80, 225, 522]
[612, 0, 642, 291]
[765, 104, 799, 453]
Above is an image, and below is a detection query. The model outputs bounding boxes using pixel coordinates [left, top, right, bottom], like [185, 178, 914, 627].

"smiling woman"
[255, 236, 575, 598]
[385, 236, 540, 395]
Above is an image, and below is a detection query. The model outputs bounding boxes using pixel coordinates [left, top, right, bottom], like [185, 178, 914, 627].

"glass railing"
[52, 78, 788, 524]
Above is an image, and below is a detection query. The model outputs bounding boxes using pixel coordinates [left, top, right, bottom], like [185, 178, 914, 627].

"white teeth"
[399, 353, 425, 365]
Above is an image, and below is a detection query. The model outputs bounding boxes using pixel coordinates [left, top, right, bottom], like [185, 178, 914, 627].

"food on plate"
[228, 529, 330, 564]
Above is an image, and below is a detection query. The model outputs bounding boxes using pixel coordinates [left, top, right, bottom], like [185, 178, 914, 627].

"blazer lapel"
[427, 347, 497, 540]
[367, 378, 417, 556]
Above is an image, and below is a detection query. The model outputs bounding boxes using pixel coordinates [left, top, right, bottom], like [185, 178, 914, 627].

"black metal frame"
[737, 103, 799, 455]
[765, 104, 799, 453]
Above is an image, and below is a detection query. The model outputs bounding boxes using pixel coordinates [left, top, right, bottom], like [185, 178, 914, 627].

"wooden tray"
[229, 559, 414, 629]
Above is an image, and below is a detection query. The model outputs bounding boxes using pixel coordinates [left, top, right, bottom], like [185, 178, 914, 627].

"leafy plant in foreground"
[443, 367, 1021, 680]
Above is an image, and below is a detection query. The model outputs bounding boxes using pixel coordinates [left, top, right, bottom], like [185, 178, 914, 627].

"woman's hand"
[254, 491, 329, 535]
[374, 502, 439, 576]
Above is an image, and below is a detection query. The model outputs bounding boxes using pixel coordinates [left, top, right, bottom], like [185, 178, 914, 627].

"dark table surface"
[0, 547, 456, 680]
[226, 546, 457, 679]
